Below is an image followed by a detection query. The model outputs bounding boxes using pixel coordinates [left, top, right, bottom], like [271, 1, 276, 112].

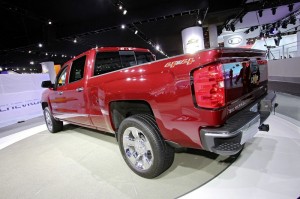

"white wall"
[268, 57, 300, 83]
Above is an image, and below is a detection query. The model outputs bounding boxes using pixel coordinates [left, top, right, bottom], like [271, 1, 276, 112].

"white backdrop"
[0, 74, 50, 128]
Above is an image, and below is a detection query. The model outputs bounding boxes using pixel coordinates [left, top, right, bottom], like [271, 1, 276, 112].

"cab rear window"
[94, 51, 154, 76]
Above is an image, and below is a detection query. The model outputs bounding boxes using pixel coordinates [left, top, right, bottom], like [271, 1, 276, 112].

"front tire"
[118, 114, 174, 178]
[43, 107, 63, 133]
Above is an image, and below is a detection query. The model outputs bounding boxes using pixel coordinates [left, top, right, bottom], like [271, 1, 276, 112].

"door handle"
[76, 87, 84, 92]
[58, 91, 63, 95]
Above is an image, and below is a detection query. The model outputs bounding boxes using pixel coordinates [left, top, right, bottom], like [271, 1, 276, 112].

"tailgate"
[220, 49, 268, 116]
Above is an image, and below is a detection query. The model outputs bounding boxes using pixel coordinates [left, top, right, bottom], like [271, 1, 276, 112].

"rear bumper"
[200, 91, 276, 156]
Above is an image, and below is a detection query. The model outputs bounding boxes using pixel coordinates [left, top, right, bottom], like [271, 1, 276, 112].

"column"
[181, 26, 205, 54]
[208, 24, 218, 48]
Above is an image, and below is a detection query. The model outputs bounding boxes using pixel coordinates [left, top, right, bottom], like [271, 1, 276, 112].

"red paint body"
[41, 47, 268, 149]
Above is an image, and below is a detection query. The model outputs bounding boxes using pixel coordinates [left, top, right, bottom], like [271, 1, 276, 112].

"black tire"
[43, 107, 63, 133]
[118, 114, 174, 178]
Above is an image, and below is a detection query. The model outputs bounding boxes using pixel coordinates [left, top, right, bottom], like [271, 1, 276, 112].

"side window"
[69, 56, 86, 83]
[135, 52, 154, 64]
[57, 67, 68, 87]
[120, 51, 136, 67]
[94, 52, 121, 76]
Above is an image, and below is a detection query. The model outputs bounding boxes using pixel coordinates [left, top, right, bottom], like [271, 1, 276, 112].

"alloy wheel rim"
[45, 111, 53, 131]
[123, 127, 153, 171]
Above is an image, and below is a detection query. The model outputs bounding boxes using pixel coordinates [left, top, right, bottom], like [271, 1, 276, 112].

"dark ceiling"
[0, 0, 297, 68]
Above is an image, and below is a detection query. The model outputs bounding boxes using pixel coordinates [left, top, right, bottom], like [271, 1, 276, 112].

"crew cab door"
[54, 55, 91, 126]
[49, 66, 68, 115]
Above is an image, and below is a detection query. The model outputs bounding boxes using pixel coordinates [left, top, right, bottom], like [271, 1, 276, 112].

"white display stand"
[0, 74, 50, 128]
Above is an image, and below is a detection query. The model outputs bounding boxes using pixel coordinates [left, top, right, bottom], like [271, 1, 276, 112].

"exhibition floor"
[0, 92, 299, 199]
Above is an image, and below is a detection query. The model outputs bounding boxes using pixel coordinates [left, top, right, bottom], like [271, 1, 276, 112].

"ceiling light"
[23, 68, 25, 70]
[38, 43, 43, 48]
[134, 30, 138, 34]
[156, 45, 160, 51]
[55, 54, 57, 57]
[123, 10, 127, 15]
[121, 24, 125, 29]
[258, 10, 263, 17]
[288, 4, 294, 12]
[28, 50, 31, 54]
[271, 7, 277, 15]
[73, 38, 77, 43]
[239, 17, 243, 23]
[45, 52, 48, 56]
[48, 20, 52, 25]
[119, 5, 122, 10]
[197, 20, 202, 25]
[30, 61, 34, 65]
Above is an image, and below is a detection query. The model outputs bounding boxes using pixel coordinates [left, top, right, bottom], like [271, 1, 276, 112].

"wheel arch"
[109, 100, 155, 134]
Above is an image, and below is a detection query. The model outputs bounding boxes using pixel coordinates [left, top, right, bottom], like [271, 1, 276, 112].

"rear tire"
[43, 107, 63, 133]
[118, 114, 174, 178]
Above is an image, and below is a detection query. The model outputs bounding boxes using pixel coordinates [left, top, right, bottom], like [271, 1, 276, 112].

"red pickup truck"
[41, 47, 276, 178]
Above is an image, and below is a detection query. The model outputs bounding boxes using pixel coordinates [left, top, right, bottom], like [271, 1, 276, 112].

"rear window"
[94, 51, 154, 76]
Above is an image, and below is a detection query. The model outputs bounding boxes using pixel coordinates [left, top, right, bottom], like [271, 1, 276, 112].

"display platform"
[0, 92, 299, 199]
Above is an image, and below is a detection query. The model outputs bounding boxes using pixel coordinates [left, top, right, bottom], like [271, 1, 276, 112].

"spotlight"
[271, 7, 277, 15]
[123, 10, 127, 15]
[121, 24, 125, 29]
[197, 20, 202, 25]
[38, 43, 43, 48]
[259, 32, 264, 38]
[290, 16, 296, 25]
[134, 30, 138, 34]
[239, 17, 243, 23]
[282, 21, 288, 29]
[28, 50, 31, 54]
[48, 20, 52, 25]
[250, 27, 254, 32]
[156, 45, 160, 51]
[230, 23, 235, 32]
[73, 38, 77, 43]
[245, 29, 250, 34]
[288, 4, 294, 12]
[45, 53, 48, 56]
[258, 10, 263, 17]
[30, 61, 34, 65]
[119, 5, 122, 10]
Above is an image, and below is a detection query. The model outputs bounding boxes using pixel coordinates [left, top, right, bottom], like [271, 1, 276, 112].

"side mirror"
[41, 80, 54, 88]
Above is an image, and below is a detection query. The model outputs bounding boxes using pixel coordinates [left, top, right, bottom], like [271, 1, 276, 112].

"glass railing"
[267, 41, 300, 60]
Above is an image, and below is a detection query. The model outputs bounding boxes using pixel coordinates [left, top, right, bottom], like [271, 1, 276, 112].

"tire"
[43, 107, 63, 133]
[118, 114, 174, 179]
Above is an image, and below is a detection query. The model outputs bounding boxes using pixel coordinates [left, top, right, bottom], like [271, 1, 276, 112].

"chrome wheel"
[45, 111, 53, 131]
[122, 127, 153, 170]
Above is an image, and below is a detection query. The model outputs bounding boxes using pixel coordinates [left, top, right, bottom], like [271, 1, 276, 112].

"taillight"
[193, 63, 225, 108]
